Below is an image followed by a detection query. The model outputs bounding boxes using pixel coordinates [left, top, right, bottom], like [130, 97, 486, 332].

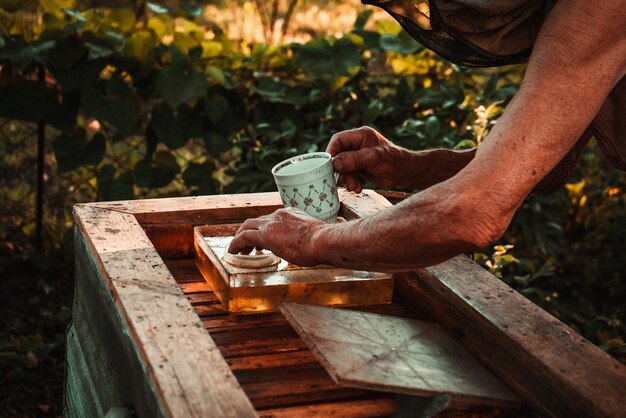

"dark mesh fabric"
[363, 0, 552, 67]
[363, 0, 626, 171]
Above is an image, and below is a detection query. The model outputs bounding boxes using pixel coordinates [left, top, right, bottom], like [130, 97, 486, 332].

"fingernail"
[333, 157, 344, 171]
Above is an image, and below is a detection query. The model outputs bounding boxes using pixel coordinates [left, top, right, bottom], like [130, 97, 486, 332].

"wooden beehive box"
[67, 190, 626, 418]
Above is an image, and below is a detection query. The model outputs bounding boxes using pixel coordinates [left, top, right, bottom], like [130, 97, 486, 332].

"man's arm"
[230, 0, 625, 270]
[307, 0, 626, 271]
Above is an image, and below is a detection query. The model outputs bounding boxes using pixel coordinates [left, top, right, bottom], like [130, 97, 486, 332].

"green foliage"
[0, 0, 623, 369]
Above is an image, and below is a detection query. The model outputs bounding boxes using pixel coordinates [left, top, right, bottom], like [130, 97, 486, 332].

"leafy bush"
[0, 1, 623, 363]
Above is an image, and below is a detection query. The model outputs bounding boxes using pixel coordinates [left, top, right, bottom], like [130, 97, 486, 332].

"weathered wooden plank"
[70, 233, 165, 418]
[257, 397, 398, 418]
[238, 366, 366, 408]
[280, 303, 520, 408]
[338, 191, 626, 418]
[91, 193, 284, 224]
[73, 205, 256, 418]
[65, 324, 103, 418]
[226, 349, 318, 371]
[96, 191, 374, 259]
[178, 281, 212, 294]
[218, 337, 308, 358]
[397, 265, 626, 418]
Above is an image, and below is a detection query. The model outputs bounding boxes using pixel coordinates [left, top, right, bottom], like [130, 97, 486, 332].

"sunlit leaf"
[123, 29, 155, 61]
[201, 40, 222, 58]
[0, 7, 13, 35]
[181, 2, 203, 17]
[148, 15, 171, 40]
[379, 32, 420, 55]
[146, 2, 169, 14]
[40, 0, 74, 15]
[108, 9, 135, 33]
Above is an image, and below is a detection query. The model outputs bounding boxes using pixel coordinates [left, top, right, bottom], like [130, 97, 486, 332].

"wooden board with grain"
[72, 205, 256, 418]
[168, 257, 510, 417]
[69, 190, 626, 418]
[280, 303, 520, 408]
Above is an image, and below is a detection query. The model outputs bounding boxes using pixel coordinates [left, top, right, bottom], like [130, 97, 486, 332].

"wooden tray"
[194, 226, 394, 313]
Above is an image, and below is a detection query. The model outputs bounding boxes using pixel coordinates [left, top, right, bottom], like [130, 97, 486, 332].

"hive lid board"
[279, 302, 522, 408]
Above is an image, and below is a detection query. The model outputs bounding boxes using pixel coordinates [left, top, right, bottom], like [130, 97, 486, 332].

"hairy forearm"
[402, 143, 585, 194]
[311, 182, 491, 272]
[399, 148, 476, 189]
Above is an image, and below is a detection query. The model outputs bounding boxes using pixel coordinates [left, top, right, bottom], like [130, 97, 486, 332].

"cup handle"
[334, 171, 340, 184]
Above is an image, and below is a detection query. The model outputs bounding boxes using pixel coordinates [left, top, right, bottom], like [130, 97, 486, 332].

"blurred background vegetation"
[0, 0, 624, 416]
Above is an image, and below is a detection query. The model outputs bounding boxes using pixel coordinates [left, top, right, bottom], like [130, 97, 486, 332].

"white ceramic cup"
[271, 152, 340, 222]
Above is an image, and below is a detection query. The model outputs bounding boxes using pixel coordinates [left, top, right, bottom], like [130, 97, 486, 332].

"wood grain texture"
[89, 191, 383, 259]
[73, 205, 256, 418]
[171, 256, 515, 417]
[338, 192, 626, 418]
[69, 232, 165, 418]
[280, 303, 520, 408]
[398, 263, 626, 418]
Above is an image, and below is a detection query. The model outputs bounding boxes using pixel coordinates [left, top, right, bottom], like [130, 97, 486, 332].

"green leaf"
[252, 77, 310, 105]
[181, 2, 202, 17]
[48, 59, 105, 92]
[83, 33, 118, 58]
[47, 35, 86, 70]
[81, 77, 140, 133]
[62, 8, 87, 23]
[205, 66, 232, 88]
[0, 37, 56, 70]
[483, 74, 498, 99]
[294, 36, 361, 80]
[425, 115, 441, 140]
[203, 130, 230, 156]
[155, 51, 208, 108]
[84, 133, 106, 165]
[379, 32, 420, 55]
[123, 29, 155, 61]
[204, 94, 228, 124]
[150, 105, 186, 148]
[133, 150, 179, 189]
[109, 170, 135, 200]
[353, 9, 373, 31]
[40, 0, 74, 15]
[108, 8, 135, 33]
[149, 105, 186, 149]
[183, 161, 216, 194]
[0, 80, 70, 127]
[53, 129, 105, 171]
[146, 2, 169, 14]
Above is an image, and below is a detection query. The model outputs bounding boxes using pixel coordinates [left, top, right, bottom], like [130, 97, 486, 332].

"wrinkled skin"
[229, 207, 326, 266]
[229, 0, 626, 272]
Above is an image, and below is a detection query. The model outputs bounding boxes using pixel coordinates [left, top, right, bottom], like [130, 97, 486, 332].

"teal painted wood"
[65, 324, 101, 418]
[64, 228, 165, 418]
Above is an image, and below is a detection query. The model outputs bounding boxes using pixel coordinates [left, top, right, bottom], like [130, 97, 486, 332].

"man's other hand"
[228, 208, 328, 267]
[326, 126, 410, 193]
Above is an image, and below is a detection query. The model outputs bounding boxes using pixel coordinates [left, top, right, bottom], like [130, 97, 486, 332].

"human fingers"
[228, 229, 263, 254]
[235, 217, 266, 235]
[326, 127, 374, 156]
[343, 174, 362, 192]
[332, 147, 379, 173]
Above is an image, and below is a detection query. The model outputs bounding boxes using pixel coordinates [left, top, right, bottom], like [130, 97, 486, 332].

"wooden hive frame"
[69, 190, 626, 418]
